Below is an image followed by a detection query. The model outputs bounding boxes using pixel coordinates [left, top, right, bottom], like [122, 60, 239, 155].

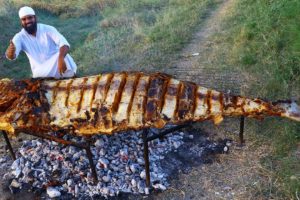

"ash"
[1, 128, 229, 199]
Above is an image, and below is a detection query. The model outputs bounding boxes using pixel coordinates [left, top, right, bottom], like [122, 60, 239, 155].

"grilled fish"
[0, 72, 299, 136]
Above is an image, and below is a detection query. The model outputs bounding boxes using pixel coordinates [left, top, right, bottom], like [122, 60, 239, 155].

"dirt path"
[166, 0, 242, 94]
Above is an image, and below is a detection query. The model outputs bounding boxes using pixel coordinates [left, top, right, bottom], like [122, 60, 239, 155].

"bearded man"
[5, 6, 77, 78]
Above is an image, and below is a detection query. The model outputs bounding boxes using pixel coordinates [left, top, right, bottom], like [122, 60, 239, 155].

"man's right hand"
[58, 55, 67, 76]
[6, 40, 16, 60]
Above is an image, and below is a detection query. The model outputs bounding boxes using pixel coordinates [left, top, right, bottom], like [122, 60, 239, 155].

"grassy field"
[0, 0, 299, 198]
[0, 0, 219, 77]
[210, 0, 300, 198]
[232, 1, 300, 197]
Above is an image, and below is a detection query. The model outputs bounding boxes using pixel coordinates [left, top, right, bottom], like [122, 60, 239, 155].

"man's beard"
[23, 21, 37, 35]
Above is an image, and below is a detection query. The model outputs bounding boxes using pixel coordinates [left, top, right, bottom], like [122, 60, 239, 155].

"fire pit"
[1, 125, 230, 198]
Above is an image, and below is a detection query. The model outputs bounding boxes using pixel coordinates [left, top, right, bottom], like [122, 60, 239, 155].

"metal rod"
[24, 132, 87, 149]
[85, 136, 98, 183]
[85, 146, 98, 183]
[143, 129, 151, 187]
[239, 116, 245, 145]
[146, 123, 190, 142]
[2, 131, 16, 160]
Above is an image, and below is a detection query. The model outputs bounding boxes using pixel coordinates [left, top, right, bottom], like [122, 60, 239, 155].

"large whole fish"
[0, 72, 299, 136]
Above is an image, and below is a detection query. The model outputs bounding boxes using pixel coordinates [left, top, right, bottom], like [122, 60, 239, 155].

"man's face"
[21, 15, 37, 35]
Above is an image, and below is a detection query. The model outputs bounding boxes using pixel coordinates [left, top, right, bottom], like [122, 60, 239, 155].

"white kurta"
[9, 23, 77, 78]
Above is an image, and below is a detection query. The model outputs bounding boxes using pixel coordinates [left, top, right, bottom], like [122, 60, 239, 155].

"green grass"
[219, 0, 300, 198]
[1, 0, 220, 78]
[226, 0, 300, 100]
[73, 0, 220, 75]
[11, 0, 114, 17]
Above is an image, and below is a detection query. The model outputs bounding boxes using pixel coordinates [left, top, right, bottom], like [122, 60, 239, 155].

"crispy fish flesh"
[0, 72, 299, 136]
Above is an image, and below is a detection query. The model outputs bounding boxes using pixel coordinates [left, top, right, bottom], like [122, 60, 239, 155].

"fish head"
[272, 100, 300, 122]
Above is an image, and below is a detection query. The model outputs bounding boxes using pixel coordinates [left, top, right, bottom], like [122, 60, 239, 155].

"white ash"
[4, 129, 185, 198]
[0, 157, 7, 163]
[47, 187, 61, 198]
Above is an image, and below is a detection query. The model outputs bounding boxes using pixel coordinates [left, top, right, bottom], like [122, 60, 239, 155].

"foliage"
[1, 0, 218, 77]
[227, 0, 300, 100]
[223, 0, 300, 198]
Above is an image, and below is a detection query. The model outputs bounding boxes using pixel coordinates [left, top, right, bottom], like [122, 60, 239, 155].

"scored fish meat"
[0, 72, 299, 136]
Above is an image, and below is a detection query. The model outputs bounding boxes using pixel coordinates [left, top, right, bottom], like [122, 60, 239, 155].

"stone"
[10, 179, 21, 188]
[11, 159, 20, 170]
[67, 179, 73, 186]
[125, 165, 131, 174]
[47, 187, 61, 198]
[99, 148, 106, 156]
[109, 188, 116, 196]
[0, 157, 6, 163]
[137, 158, 145, 165]
[102, 187, 110, 196]
[36, 141, 42, 146]
[130, 164, 139, 173]
[145, 187, 150, 195]
[223, 146, 229, 152]
[95, 139, 105, 148]
[75, 185, 79, 197]
[73, 152, 81, 161]
[120, 148, 128, 157]
[153, 183, 166, 190]
[102, 175, 111, 182]
[173, 141, 181, 149]
[223, 186, 232, 191]
[131, 179, 137, 187]
[137, 180, 145, 191]
[12, 167, 22, 178]
[137, 138, 143, 145]
[111, 164, 119, 172]
[140, 170, 146, 179]
[99, 158, 109, 168]
[226, 140, 232, 146]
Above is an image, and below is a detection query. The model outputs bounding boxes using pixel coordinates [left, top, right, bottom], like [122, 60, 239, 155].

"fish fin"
[154, 118, 167, 129]
[213, 115, 224, 125]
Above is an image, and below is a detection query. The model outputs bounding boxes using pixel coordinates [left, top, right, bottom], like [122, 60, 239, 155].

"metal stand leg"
[2, 131, 16, 160]
[85, 146, 98, 183]
[143, 129, 151, 187]
[239, 116, 245, 145]
[85, 137, 98, 183]
[141, 124, 190, 188]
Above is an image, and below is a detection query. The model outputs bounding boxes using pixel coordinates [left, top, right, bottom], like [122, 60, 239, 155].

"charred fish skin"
[0, 78, 51, 135]
[0, 72, 299, 136]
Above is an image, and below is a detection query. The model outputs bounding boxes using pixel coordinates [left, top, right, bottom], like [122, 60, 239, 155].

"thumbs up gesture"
[6, 40, 16, 60]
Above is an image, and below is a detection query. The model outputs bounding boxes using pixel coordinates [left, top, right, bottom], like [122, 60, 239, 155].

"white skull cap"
[19, 6, 35, 19]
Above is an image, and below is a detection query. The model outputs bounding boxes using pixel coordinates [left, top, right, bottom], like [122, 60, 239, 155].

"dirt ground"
[165, 0, 243, 94]
[0, 0, 276, 199]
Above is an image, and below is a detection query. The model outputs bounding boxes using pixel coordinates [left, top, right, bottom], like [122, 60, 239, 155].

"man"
[6, 6, 77, 78]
